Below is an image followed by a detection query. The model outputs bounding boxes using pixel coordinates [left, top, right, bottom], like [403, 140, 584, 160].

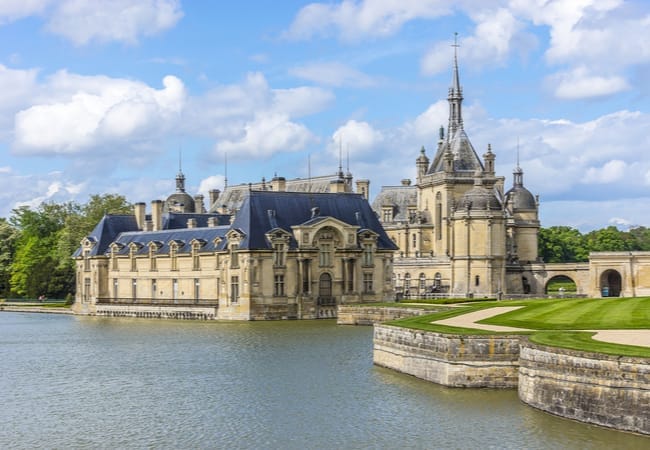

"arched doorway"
[600, 270, 622, 297]
[317, 273, 335, 318]
[545, 275, 577, 297]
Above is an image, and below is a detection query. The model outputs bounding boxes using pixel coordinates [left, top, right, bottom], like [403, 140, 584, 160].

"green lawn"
[387, 297, 650, 357]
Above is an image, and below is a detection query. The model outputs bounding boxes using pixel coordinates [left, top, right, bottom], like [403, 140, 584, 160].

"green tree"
[584, 226, 629, 253]
[0, 218, 18, 297]
[538, 226, 589, 263]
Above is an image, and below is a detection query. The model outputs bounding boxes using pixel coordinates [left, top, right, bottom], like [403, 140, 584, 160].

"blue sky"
[1, 0, 649, 231]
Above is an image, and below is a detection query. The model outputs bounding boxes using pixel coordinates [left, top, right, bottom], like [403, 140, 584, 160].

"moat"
[1, 313, 647, 449]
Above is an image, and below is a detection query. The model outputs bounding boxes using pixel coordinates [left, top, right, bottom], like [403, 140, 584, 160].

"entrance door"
[600, 270, 622, 297]
[318, 273, 333, 305]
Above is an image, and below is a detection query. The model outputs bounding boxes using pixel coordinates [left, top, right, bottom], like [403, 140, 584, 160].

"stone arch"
[599, 269, 622, 297]
[545, 275, 577, 296]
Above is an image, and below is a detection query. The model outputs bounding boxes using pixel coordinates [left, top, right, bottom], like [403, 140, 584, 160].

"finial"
[439, 125, 444, 140]
[516, 137, 520, 169]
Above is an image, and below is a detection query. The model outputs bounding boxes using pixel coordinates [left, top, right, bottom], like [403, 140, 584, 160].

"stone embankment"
[373, 324, 521, 388]
[373, 323, 650, 435]
[0, 304, 73, 314]
[519, 340, 650, 435]
[337, 305, 447, 325]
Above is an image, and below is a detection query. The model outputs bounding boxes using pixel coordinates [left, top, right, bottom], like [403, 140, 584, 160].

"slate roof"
[231, 190, 397, 250]
[75, 190, 397, 257]
[427, 129, 484, 174]
[371, 185, 417, 222]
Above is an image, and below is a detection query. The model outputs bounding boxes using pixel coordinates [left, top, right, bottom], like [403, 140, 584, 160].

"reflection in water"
[0, 313, 647, 449]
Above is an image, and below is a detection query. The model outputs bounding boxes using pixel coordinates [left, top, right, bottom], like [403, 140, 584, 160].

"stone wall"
[96, 304, 218, 320]
[373, 324, 520, 388]
[518, 340, 650, 435]
[337, 305, 444, 325]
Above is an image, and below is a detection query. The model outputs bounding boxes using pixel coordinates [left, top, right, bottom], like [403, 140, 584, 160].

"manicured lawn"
[387, 297, 650, 358]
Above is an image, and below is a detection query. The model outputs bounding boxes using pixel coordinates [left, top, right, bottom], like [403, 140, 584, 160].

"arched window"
[404, 273, 411, 293]
[419, 273, 426, 292]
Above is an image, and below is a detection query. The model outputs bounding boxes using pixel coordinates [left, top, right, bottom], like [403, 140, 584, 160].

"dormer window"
[230, 243, 239, 268]
[382, 207, 393, 223]
[83, 249, 91, 272]
[273, 243, 286, 267]
[170, 242, 179, 271]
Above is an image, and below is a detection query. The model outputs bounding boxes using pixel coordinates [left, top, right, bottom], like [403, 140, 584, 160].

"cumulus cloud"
[549, 66, 629, 99]
[285, 0, 451, 41]
[330, 120, 384, 157]
[581, 160, 627, 184]
[0, 0, 182, 45]
[289, 61, 378, 87]
[13, 73, 186, 155]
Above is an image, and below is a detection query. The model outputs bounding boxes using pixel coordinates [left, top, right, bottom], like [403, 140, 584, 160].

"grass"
[386, 297, 650, 358]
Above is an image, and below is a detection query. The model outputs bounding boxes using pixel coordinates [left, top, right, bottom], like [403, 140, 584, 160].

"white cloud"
[581, 160, 627, 184]
[215, 113, 317, 159]
[13, 73, 186, 155]
[550, 66, 629, 99]
[289, 61, 378, 87]
[285, 0, 451, 41]
[330, 120, 384, 157]
[0, 0, 182, 45]
[46, 0, 183, 45]
[198, 175, 226, 204]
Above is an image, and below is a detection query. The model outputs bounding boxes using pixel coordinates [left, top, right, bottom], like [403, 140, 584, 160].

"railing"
[97, 298, 219, 307]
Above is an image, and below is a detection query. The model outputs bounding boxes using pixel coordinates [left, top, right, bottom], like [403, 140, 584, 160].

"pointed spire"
[224, 152, 228, 188]
[448, 32, 464, 137]
[337, 137, 344, 179]
[175, 148, 186, 192]
[514, 139, 524, 187]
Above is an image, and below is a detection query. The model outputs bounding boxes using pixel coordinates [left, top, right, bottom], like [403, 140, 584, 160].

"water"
[0, 313, 647, 449]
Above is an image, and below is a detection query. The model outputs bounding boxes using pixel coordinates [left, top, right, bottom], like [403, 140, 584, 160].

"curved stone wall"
[373, 324, 520, 388]
[337, 305, 444, 325]
[518, 340, 650, 435]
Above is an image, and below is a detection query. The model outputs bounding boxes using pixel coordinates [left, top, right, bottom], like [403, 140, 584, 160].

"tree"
[538, 226, 589, 263]
[0, 219, 18, 297]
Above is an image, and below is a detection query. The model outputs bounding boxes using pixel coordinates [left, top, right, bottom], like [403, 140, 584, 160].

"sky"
[0, 0, 649, 231]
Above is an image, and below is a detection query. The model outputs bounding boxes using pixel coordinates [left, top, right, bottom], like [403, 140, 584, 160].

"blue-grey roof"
[73, 214, 139, 257]
[110, 226, 230, 255]
[163, 213, 230, 229]
[232, 190, 397, 250]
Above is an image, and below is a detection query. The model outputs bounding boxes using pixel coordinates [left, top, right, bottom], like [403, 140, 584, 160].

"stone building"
[373, 44, 541, 298]
[73, 182, 396, 320]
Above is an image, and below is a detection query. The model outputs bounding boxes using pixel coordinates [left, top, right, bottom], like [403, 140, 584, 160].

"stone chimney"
[209, 189, 220, 209]
[134, 202, 146, 230]
[356, 179, 370, 200]
[151, 200, 163, 231]
[187, 218, 197, 229]
[401, 179, 412, 186]
[194, 194, 206, 213]
[329, 179, 346, 193]
[144, 221, 153, 231]
[271, 176, 286, 192]
[207, 217, 218, 227]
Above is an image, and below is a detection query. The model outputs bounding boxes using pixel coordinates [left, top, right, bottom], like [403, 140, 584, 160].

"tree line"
[1, 194, 649, 298]
[0, 194, 131, 300]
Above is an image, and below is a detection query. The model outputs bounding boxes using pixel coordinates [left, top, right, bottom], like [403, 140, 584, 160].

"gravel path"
[433, 306, 650, 348]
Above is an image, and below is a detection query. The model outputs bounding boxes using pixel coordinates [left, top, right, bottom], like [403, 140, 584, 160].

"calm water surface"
[0, 312, 647, 449]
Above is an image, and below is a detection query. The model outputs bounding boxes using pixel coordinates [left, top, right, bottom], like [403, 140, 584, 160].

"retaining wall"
[96, 304, 218, 320]
[373, 324, 520, 388]
[518, 340, 650, 435]
[337, 305, 445, 325]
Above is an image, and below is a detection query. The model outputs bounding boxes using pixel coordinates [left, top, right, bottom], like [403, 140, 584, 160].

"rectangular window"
[231, 244, 239, 268]
[83, 250, 90, 272]
[83, 278, 91, 303]
[319, 243, 332, 267]
[382, 208, 392, 222]
[273, 243, 285, 267]
[302, 260, 310, 294]
[112, 252, 118, 271]
[362, 244, 373, 266]
[171, 247, 178, 271]
[150, 252, 157, 271]
[130, 253, 136, 272]
[436, 203, 442, 240]
[363, 273, 373, 293]
[231, 276, 239, 303]
[131, 279, 137, 300]
[346, 260, 354, 292]
[274, 274, 285, 297]
[192, 248, 200, 271]
[194, 278, 200, 301]
[172, 279, 178, 302]
[151, 279, 157, 300]
[113, 278, 118, 299]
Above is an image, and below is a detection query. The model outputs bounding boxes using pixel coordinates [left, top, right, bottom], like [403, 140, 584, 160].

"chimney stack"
[151, 200, 163, 231]
[134, 202, 146, 230]
[355, 179, 370, 200]
[209, 189, 220, 209]
[271, 176, 286, 192]
[187, 218, 197, 229]
[329, 179, 346, 193]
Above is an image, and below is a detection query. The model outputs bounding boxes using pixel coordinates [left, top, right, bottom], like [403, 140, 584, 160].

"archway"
[318, 273, 333, 305]
[599, 270, 622, 297]
[545, 275, 577, 297]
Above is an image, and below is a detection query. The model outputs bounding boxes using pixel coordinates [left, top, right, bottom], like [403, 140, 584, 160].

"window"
[149, 246, 157, 271]
[346, 260, 354, 293]
[231, 276, 239, 303]
[131, 279, 137, 300]
[111, 250, 118, 270]
[230, 244, 239, 268]
[172, 279, 178, 302]
[363, 273, 373, 293]
[151, 279, 157, 300]
[475, 275, 480, 287]
[302, 259, 310, 294]
[192, 244, 200, 271]
[274, 274, 285, 297]
[419, 273, 426, 292]
[412, 233, 417, 249]
[362, 243, 373, 267]
[404, 273, 411, 293]
[273, 243, 285, 267]
[170, 244, 178, 271]
[83, 278, 91, 303]
[130, 249, 137, 272]
[194, 278, 200, 300]
[382, 208, 392, 223]
[436, 192, 442, 241]
[83, 250, 90, 272]
[319, 243, 332, 267]
[434, 273, 442, 288]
